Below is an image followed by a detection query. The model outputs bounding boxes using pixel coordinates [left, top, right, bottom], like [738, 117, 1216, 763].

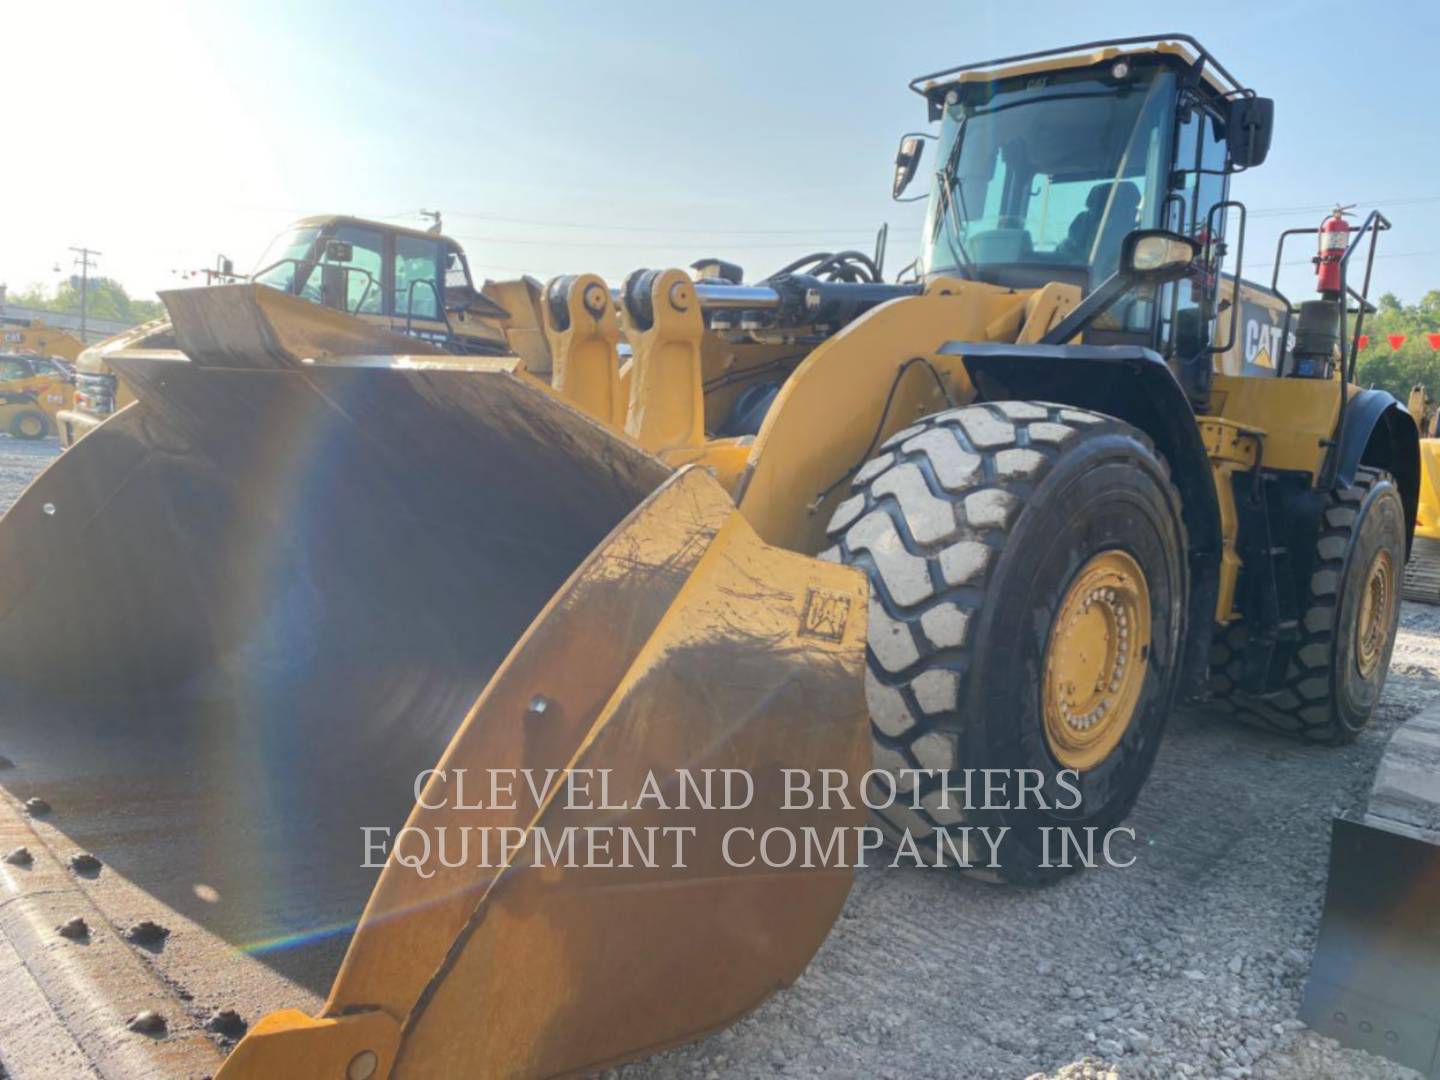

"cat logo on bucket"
[800, 587, 852, 642]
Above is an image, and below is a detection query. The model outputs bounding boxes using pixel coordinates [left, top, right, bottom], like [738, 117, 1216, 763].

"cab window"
[0, 356, 33, 381]
[253, 227, 321, 293]
[926, 67, 1172, 283]
[316, 225, 384, 315]
[395, 235, 442, 320]
[444, 244, 474, 293]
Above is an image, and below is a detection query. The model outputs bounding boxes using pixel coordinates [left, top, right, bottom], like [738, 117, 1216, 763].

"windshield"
[923, 68, 1174, 284]
[252, 227, 321, 292]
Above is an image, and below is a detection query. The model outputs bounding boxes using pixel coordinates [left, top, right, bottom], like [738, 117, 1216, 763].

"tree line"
[1354, 291, 1440, 399]
[4, 279, 165, 326]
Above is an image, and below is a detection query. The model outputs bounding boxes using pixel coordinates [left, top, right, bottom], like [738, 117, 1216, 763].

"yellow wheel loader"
[56, 214, 546, 446]
[0, 35, 1421, 1079]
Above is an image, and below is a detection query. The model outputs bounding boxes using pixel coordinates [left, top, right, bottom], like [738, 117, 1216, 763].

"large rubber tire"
[1208, 468, 1405, 743]
[825, 402, 1187, 884]
[9, 410, 48, 440]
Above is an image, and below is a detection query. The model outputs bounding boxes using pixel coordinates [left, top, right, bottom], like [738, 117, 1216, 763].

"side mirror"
[1227, 96, 1274, 169]
[1120, 230, 1201, 283]
[892, 135, 926, 200]
[323, 239, 354, 263]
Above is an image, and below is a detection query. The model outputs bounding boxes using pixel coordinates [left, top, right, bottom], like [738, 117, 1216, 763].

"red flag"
[1358, 334, 1371, 350]
[1428, 332, 1440, 352]
[1388, 333, 1408, 350]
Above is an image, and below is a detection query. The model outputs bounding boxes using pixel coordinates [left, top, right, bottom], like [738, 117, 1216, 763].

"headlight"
[75, 373, 117, 416]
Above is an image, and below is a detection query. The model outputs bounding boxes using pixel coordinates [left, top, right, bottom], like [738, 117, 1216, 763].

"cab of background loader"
[57, 215, 521, 447]
[249, 214, 510, 348]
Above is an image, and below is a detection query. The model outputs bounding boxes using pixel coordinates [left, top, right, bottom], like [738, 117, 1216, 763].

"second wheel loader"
[56, 214, 544, 446]
[0, 34, 1420, 1079]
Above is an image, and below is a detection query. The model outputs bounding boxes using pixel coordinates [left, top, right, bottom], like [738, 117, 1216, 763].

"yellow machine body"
[0, 36, 1422, 1080]
[0, 352, 74, 438]
[1, 316, 86, 362]
[1401, 386, 1440, 600]
[0, 263, 1351, 1076]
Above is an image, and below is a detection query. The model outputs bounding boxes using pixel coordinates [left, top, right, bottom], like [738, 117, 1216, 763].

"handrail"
[402, 279, 454, 342]
[1204, 200, 1247, 357]
[250, 257, 379, 317]
[1321, 210, 1391, 490]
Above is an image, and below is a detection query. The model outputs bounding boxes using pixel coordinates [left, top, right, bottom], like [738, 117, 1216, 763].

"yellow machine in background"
[1402, 383, 1440, 601]
[0, 316, 86, 364]
[0, 36, 1422, 1079]
[0, 351, 74, 438]
[56, 214, 542, 446]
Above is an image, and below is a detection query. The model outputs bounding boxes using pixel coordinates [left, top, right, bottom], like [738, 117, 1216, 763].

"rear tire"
[825, 402, 1187, 884]
[9, 410, 48, 440]
[1208, 468, 1405, 743]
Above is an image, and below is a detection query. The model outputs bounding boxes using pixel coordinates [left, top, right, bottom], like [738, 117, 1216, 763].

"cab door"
[392, 233, 447, 339]
[1157, 95, 1231, 401]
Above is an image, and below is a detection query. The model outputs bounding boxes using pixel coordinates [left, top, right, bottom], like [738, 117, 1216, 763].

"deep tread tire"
[825, 402, 1187, 884]
[9, 410, 48, 440]
[1207, 468, 1405, 744]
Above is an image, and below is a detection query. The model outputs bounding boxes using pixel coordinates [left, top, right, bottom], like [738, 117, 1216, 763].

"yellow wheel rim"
[1042, 550, 1152, 772]
[18, 416, 42, 438]
[1355, 548, 1395, 679]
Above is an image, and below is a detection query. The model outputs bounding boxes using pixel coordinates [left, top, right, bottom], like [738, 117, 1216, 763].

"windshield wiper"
[930, 114, 976, 271]
[933, 176, 975, 271]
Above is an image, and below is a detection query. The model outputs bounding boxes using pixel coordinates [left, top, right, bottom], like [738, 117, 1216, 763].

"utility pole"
[69, 246, 101, 342]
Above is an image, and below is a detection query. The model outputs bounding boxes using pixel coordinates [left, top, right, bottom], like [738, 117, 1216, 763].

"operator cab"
[903, 38, 1277, 393]
[251, 215, 510, 353]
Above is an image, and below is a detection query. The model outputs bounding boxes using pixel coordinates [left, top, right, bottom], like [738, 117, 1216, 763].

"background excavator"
[0, 35, 1422, 1079]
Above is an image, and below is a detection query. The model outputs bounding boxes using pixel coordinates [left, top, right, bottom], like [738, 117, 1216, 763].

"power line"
[1248, 195, 1440, 219]
[1277, 247, 1440, 268]
[442, 210, 904, 236]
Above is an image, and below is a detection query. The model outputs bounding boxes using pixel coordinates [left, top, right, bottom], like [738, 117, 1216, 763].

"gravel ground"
[0, 438, 1431, 1079]
[0, 438, 57, 509]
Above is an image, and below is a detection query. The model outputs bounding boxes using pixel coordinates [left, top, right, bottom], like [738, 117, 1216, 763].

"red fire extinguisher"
[1314, 204, 1354, 298]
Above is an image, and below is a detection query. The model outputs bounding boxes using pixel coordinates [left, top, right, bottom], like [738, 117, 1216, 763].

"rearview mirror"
[1227, 96, 1274, 169]
[892, 135, 926, 200]
[323, 239, 354, 263]
[1120, 230, 1200, 283]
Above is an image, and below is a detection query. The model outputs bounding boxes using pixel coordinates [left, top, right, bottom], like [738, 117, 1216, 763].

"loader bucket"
[0, 284, 871, 1077]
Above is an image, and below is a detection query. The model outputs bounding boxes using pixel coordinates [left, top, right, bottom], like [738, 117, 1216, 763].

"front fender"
[1334, 389, 1420, 547]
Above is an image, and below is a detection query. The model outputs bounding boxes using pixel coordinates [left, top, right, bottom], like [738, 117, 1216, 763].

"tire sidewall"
[11, 411, 48, 440]
[962, 430, 1185, 870]
[1331, 476, 1406, 732]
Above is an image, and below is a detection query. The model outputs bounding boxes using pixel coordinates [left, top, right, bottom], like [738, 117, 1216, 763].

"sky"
[5, 0, 1440, 306]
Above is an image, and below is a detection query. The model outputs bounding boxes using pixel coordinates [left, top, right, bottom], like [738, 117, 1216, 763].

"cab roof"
[911, 34, 1246, 119]
[287, 214, 461, 246]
